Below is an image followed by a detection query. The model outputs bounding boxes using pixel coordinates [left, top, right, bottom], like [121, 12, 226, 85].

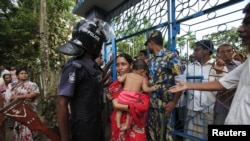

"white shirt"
[220, 55, 250, 124]
[184, 59, 220, 113]
[175, 74, 187, 107]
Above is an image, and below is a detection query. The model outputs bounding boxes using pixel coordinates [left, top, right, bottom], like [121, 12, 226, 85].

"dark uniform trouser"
[147, 107, 174, 141]
[71, 118, 104, 141]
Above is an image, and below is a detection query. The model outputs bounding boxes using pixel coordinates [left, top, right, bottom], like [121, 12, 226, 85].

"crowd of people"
[0, 66, 40, 141]
[57, 2, 250, 140]
[54, 18, 183, 141]
[168, 2, 250, 140]
[0, 2, 249, 141]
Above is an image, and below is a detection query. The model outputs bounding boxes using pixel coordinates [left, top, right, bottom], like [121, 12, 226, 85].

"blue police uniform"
[58, 56, 104, 141]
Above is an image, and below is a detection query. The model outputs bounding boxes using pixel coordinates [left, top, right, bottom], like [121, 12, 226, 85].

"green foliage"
[175, 28, 243, 59]
[203, 27, 242, 52]
[38, 0, 77, 126]
[44, 0, 78, 71]
[176, 31, 196, 50]
[0, 0, 76, 70]
[115, 13, 152, 57]
[0, 0, 78, 127]
[37, 84, 58, 127]
[0, 0, 40, 69]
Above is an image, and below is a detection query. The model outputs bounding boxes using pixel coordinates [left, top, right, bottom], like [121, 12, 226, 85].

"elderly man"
[213, 44, 241, 125]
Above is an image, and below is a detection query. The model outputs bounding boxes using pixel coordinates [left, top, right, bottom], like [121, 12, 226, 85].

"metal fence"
[74, 0, 247, 140]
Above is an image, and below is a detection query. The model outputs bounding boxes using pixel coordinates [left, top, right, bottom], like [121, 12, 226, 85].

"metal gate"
[73, 0, 247, 140]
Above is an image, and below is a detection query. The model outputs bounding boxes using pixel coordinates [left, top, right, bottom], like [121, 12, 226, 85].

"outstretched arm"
[168, 80, 226, 93]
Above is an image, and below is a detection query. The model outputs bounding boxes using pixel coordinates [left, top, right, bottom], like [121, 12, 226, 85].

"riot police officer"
[56, 19, 113, 141]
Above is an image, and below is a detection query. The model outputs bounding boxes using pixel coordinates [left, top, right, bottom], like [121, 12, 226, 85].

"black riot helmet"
[56, 18, 114, 57]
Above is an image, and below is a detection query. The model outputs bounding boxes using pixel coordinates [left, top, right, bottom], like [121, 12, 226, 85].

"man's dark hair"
[16, 68, 27, 75]
[195, 40, 214, 55]
[140, 49, 147, 56]
[217, 43, 234, 53]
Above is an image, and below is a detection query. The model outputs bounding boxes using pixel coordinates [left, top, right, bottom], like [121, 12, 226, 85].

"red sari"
[109, 80, 150, 141]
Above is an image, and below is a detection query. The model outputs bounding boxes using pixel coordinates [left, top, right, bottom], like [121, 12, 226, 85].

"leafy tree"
[175, 31, 196, 60]
[0, 0, 40, 70]
[115, 13, 152, 57]
[203, 27, 243, 53]
[38, 0, 78, 127]
[175, 27, 243, 59]
[0, 0, 78, 127]
[176, 31, 196, 50]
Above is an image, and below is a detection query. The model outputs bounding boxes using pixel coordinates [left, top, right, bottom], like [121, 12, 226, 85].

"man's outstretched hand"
[168, 80, 187, 93]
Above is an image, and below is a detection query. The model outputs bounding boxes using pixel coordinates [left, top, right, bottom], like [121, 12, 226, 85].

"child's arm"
[117, 73, 127, 83]
[142, 77, 156, 93]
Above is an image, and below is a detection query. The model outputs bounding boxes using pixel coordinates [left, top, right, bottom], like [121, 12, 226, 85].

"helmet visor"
[55, 41, 84, 56]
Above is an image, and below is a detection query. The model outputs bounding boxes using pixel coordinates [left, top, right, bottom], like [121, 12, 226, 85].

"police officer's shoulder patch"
[68, 72, 76, 83]
[72, 61, 82, 68]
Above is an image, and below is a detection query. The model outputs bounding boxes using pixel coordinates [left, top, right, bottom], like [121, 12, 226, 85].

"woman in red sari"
[107, 53, 150, 141]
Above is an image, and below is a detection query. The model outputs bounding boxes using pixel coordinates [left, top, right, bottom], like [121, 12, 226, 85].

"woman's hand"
[106, 92, 113, 101]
